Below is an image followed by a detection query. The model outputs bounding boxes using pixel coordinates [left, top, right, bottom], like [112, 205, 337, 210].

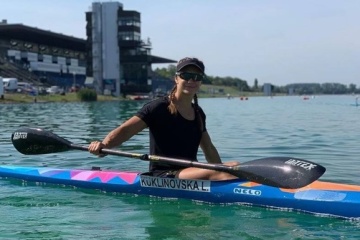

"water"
[1, 95, 360, 239]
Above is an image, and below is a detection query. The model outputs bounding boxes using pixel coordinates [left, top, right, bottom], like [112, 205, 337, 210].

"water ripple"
[1, 96, 360, 238]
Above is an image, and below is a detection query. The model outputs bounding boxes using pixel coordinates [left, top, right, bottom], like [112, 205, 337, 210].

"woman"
[88, 57, 238, 180]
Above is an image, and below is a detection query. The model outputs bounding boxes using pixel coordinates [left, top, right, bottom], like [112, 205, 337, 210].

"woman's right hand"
[88, 141, 107, 157]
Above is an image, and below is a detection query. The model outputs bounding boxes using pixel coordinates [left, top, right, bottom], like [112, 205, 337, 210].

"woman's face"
[175, 65, 203, 95]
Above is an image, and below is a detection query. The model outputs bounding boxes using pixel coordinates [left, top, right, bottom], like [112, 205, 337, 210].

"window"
[118, 31, 141, 41]
[118, 17, 140, 27]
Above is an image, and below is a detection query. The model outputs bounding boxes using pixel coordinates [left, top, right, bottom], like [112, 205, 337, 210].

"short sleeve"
[135, 97, 168, 127]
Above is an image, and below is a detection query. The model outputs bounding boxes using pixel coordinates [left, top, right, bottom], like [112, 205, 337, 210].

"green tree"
[349, 83, 357, 93]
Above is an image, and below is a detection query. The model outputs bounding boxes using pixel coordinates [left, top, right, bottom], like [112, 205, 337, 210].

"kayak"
[0, 165, 359, 219]
[7, 127, 360, 219]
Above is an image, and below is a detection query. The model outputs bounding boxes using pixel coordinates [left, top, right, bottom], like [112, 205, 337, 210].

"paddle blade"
[11, 128, 72, 155]
[230, 157, 326, 189]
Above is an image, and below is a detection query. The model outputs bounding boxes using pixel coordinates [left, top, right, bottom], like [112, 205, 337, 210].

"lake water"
[0, 95, 360, 239]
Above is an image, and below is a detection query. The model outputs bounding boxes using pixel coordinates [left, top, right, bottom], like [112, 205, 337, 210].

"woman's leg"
[177, 161, 240, 180]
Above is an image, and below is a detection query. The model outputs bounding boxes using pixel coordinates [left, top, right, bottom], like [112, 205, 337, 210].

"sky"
[0, 0, 359, 86]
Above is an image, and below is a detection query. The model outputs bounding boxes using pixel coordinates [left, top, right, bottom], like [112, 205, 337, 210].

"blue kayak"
[0, 165, 359, 219]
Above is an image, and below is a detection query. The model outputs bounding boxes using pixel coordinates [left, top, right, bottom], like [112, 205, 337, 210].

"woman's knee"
[223, 161, 240, 167]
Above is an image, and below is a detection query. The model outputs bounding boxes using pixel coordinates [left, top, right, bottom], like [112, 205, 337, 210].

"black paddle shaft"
[11, 128, 326, 189]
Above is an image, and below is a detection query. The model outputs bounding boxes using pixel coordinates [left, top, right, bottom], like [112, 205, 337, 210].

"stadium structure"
[0, 1, 176, 96]
[0, 20, 87, 89]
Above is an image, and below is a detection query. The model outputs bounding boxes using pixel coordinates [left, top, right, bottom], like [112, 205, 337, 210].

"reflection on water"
[1, 95, 360, 239]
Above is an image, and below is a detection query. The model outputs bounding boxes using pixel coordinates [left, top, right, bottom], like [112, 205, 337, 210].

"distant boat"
[240, 96, 248, 101]
[128, 95, 150, 101]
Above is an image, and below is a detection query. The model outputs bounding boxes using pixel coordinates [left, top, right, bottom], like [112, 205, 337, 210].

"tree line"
[154, 65, 359, 94]
[272, 83, 359, 95]
[154, 65, 250, 91]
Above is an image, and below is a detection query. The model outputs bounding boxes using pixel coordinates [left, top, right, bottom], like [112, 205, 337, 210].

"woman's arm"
[89, 116, 147, 155]
[199, 131, 222, 164]
[102, 116, 147, 147]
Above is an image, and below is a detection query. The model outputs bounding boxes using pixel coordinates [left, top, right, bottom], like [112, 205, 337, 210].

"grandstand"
[0, 20, 86, 89]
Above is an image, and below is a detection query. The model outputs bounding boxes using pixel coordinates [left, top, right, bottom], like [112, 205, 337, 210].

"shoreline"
[1, 93, 356, 105]
[0, 92, 123, 104]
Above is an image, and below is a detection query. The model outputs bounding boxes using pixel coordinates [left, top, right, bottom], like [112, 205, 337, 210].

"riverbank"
[0, 92, 121, 104]
[0, 85, 264, 104]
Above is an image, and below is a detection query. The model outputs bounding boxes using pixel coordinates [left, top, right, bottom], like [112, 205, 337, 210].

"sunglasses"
[176, 72, 205, 82]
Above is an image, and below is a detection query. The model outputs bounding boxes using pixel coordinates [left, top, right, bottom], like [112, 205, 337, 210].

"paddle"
[11, 127, 326, 189]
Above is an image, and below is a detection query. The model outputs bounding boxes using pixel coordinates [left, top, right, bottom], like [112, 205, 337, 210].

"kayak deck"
[0, 165, 359, 219]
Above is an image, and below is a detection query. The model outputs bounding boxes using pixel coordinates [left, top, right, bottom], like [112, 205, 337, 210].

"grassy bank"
[200, 84, 263, 98]
[0, 92, 121, 104]
[0, 84, 265, 104]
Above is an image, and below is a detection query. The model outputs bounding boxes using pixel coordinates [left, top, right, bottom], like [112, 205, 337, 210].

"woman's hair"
[167, 85, 177, 115]
[167, 84, 204, 132]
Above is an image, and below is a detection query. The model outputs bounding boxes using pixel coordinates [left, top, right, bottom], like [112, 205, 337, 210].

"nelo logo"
[233, 188, 261, 196]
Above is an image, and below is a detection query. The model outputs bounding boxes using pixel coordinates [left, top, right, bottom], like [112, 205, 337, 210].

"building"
[288, 87, 295, 95]
[86, 2, 176, 96]
[0, 1, 175, 95]
[0, 20, 87, 88]
[263, 83, 272, 96]
[0, 77, 3, 99]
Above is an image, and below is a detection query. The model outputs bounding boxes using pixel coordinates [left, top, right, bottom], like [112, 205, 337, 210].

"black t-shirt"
[136, 96, 206, 171]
